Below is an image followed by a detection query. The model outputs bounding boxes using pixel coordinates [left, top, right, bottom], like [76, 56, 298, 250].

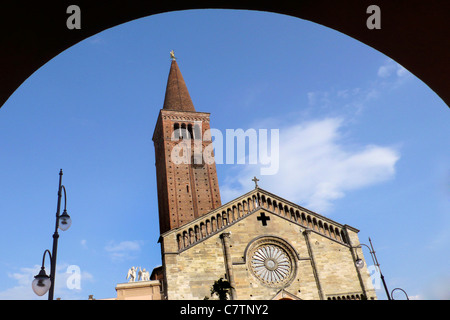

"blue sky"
[0, 9, 448, 300]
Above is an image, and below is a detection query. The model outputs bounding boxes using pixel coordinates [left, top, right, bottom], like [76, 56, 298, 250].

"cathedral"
[111, 53, 377, 300]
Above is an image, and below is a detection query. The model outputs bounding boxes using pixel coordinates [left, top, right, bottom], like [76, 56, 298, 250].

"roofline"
[159, 187, 359, 239]
[256, 187, 359, 233]
[159, 187, 258, 238]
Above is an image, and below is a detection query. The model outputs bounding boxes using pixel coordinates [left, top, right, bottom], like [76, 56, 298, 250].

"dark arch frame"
[1, 1, 449, 109]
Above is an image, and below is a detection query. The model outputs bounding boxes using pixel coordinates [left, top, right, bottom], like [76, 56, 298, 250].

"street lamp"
[354, 237, 391, 300]
[391, 288, 410, 300]
[32, 169, 71, 300]
[32, 250, 52, 296]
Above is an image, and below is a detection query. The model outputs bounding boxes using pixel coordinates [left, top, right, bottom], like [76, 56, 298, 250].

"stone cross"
[257, 212, 270, 226]
[252, 176, 259, 188]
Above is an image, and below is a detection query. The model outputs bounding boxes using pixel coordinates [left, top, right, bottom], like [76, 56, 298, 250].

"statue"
[170, 50, 176, 61]
[126, 266, 151, 282]
[126, 266, 137, 282]
[138, 267, 150, 281]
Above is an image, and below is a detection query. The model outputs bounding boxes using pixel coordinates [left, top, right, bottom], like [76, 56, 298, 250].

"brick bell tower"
[152, 52, 221, 234]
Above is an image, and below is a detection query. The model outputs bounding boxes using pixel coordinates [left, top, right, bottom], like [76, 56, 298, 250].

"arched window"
[290, 208, 296, 221]
[319, 221, 324, 233]
[307, 216, 313, 229]
[211, 217, 216, 232]
[187, 123, 193, 140]
[217, 214, 222, 228]
[194, 124, 201, 140]
[330, 226, 336, 239]
[313, 218, 318, 231]
[180, 123, 187, 139]
[200, 222, 206, 238]
[205, 220, 211, 235]
[189, 228, 194, 244]
[222, 211, 228, 226]
[335, 228, 341, 242]
[248, 198, 253, 211]
[295, 210, 301, 222]
[324, 223, 330, 237]
[173, 123, 180, 139]
[253, 195, 259, 209]
[177, 234, 183, 250]
[194, 225, 200, 241]
[261, 195, 266, 208]
[228, 207, 234, 222]
[302, 213, 307, 226]
[183, 231, 188, 247]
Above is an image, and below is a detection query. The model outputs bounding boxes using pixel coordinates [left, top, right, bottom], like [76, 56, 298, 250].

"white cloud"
[413, 276, 450, 300]
[222, 57, 410, 214]
[377, 58, 412, 85]
[377, 64, 394, 78]
[88, 36, 106, 45]
[0, 265, 40, 300]
[307, 86, 378, 116]
[104, 240, 144, 261]
[220, 117, 400, 214]
[396, 65, 409, 78]
[307, 91, 331, 107]
[307, 58, 412, 117]
[0, 263, 94, 300]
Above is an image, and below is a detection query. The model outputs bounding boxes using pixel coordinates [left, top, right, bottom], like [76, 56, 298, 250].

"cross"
[252, 176, 259, 188]
[257, 212, 270, 226]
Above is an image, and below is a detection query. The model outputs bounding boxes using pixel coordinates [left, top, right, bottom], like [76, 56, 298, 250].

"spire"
[162, 51, 196, 112]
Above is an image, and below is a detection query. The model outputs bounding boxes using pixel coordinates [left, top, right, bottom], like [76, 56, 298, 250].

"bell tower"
[152, 52, 221, 234]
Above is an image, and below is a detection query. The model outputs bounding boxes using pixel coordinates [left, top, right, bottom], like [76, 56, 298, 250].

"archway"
[1, 1, 449, 109]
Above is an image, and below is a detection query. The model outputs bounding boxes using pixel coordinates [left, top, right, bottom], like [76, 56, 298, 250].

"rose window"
[250, 243, 294, 287]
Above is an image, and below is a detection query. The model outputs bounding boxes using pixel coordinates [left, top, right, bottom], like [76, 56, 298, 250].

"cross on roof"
[257, 212, 270, 226]
[252, 176, 259, 188]
[170, 50, 176, 61]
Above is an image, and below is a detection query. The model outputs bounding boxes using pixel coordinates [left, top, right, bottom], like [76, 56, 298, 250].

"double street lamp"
[354, 237, 409, 300]
[32, 169, 72, 300]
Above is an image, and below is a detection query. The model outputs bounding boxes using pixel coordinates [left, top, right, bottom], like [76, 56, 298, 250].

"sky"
[0, 9, 449, 300]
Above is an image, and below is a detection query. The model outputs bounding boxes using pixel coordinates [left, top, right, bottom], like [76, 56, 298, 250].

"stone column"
[344, 226, 368, 298]
[303, 229, 324, 300]
[220, 232, 237, 300]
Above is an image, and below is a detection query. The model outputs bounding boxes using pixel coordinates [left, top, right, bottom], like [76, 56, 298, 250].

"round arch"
[1, 1, 449, 109]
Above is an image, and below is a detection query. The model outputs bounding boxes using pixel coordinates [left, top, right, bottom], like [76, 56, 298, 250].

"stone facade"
[114, 281, 162, 300]
[159, 188, 377, 300]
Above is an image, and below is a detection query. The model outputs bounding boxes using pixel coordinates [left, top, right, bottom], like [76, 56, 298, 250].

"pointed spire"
[162, 51, 196, 112]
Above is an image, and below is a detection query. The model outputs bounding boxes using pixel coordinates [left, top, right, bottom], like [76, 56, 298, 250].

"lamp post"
[32, 250, 52, 296]
[354, 237, 391, 300]
[391, 288, 410, 300]
[32, 169, 71, 300]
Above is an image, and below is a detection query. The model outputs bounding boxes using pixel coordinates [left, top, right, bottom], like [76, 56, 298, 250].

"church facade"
[148, 54, 377, 300]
